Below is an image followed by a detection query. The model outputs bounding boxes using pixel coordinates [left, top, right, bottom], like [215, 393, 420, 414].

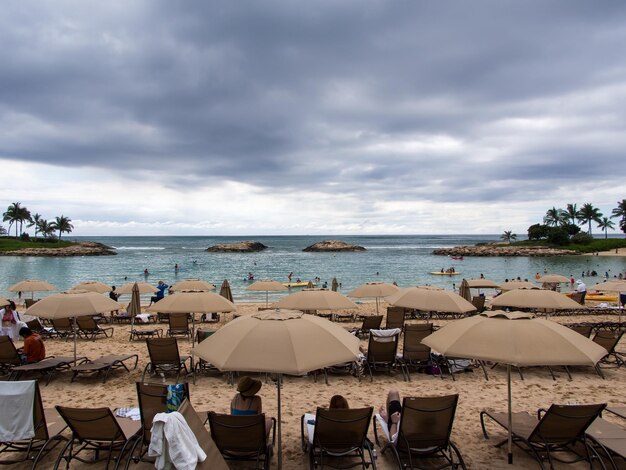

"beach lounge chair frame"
[0, 336, 22, 375]
[194, 330, 221, 377]
[166, 312, 191, 340]
[123, 381, 191, 467]
[25, 318, 56, 339]
[49, 318, 75, 341]
[568, 324, 594, 338]
[54, 406, 140, 470]
[480, 403, 606, 469]
[373, 394, 466, 470]
[364, 329, 401, 381]
[129, 327, 163, 342]
[302, 406, 375, 470]
[400, 323, 433, 381]
[141, 337, 191, 383]
[0, 381, 68, 467]
[10, 356, 88, 385]
[385, 307, 405, 330]
[471, 296, 486, 313]
[353, 315, 383, 338]
[76, 316, 114, 340]
[592, 330, 626, 368]
[585, 416, 626, 470]
[70, 354, 139, 384]
[208, 412, 276, 470]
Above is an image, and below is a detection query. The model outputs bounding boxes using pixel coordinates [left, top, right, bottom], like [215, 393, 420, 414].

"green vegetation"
[1, 202, 73, 241]
[0, 237, 75, 252]
[512, 235, 626, 253]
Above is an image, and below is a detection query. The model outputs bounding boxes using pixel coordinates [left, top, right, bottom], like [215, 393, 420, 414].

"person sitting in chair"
[149, 281, 168, 306]
[231, 376, 273, 435]
[379, 389, 402, 442]
[18, 327, 46, 363]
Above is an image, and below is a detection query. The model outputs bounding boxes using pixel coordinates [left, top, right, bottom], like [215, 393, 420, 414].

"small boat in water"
[283, 282, 317, 288]
[430, 271, 462, 276]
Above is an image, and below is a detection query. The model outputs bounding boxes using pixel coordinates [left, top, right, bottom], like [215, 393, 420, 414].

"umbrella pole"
[375, 297, 379, 314]
[507, 364, 513, 465]
[73, 317, 78, 365]
[266, 291, 269, 309]
[277, 373, 283, 470]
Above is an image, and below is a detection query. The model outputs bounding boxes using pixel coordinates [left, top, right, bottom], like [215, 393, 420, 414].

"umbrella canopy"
[465, 279, 501, 289]
[385, 286, 475, 314]
[146, 290, 236, 314]
[331, 277, 339, 292]
[539, 274, 571, 284]
[498, 281, 537, 290]
[589, 280, 626, 292]
[274, 288, 358, 311]
[70, 281, 111, 294]
[170, 279, 215, 292]
[192, 309, 360, 469]
[128, 283, 142, 337]
[8, 279, 56, 293]
[490, 288, 585, 310]
[347, 282, 400, 313]
[422, 311, 607, 465]
[116, 282, 157, 295]
[219, 280, 233, 303]
[246, 279, 288, 308]
[0, 297, 10, 306]
[459, 279, 472, 301]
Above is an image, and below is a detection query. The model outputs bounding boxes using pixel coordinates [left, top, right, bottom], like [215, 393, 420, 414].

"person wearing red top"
[19, 327, 46, 363]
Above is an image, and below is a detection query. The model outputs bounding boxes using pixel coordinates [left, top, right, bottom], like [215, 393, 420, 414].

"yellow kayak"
[430, 272, 462, 276]
[566, 292, 618, 302]
[283, 282, 316, 288]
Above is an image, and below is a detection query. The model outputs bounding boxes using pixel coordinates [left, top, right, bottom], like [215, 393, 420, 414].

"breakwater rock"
[433, 244, 579, 257]
[206, 241, 268, 253]
[0, 241, 116, 257]
[303, 240, 366, 252]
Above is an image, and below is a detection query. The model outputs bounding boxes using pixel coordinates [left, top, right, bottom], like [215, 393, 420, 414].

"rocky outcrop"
[433, 244, 578, 257]
[303, 240, 366, 252]
[206, 241, 268, 252]
[0, 241, 116, 257]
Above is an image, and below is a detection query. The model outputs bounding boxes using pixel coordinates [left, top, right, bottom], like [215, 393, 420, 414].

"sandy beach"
[5, 300, 626, 469]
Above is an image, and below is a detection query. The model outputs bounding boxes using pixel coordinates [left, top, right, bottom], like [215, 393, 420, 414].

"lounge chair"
[592, 330, 625, 367]
[25, 318, 55, 339]
[301, 406, 375, 469]
[129, 327, 163, 342]
[24, 299, 39, 309]
[373, 394, 466, 469]
[54, 405, 141, 469]
[70, 354, 139, 383]
[195, 330, 221, 377]
[471, 296, 486, 313]
[400, 323, 433, 381]
[208, 412, 276, 470]
[385, 307, 405, 330]
[570, 292, 585, 305]
[0, 336, 22, 375]
[49, 318, 75, 340]
[480, 403, 606, 469]
[352, 315, 383, 338]
[123, 381, 192, 466]
[166, 312, 191, 340]
[10, 356, 88, 385]
[0, 380, 68, 467]
[178, 399, 229, 469]
[141, 337, 191, 382]
[364, 329, 401, 381]
[76, 316, 114, 340]
[568, 324, 593, 338]
[585, 416, 626, 469]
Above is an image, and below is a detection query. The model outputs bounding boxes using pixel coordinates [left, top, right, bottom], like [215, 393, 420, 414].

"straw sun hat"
[237, 376, 262, 397]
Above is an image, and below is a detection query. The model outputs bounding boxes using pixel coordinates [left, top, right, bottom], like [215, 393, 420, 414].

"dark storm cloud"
[1, 0, 626, 204]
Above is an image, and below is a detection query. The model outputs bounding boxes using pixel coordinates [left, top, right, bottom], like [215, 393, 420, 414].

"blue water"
[1, 235, 625, 302]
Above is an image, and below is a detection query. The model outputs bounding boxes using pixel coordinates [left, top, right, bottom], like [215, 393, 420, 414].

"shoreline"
[585, 247, 626, 257]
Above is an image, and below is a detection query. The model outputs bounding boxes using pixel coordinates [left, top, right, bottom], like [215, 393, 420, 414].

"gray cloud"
[1, 0, 626, 215]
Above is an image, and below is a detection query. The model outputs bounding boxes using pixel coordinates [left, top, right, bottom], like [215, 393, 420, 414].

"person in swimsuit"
[231, 376, 273, 436]
[379, 389, 402, 442]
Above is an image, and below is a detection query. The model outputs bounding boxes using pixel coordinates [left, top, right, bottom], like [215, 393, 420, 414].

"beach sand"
[585, 247, 626, 257]
[6, 300, 626, 469]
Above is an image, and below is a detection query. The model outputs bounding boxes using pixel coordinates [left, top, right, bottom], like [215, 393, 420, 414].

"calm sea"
[1, 235, 625, 302]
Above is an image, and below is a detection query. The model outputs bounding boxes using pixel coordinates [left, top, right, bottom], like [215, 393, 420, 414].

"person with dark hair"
[149, 281, 168, 306]
[1, 301, 23, 341]
[19, 327, 45, 363]
[109, 286, 120, 301]
[329, 395, 349, 409]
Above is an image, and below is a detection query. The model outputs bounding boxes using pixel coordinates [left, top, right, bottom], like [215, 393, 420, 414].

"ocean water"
[1, 235, 625, 302]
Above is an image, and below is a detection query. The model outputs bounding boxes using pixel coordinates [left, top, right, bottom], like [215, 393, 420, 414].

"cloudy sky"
[1, 1, 625, 236]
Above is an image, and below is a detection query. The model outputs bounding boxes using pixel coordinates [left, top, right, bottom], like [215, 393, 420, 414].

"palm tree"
[16, 205, 31, 237]
[611, 199, 626, 236]
[2, 202, 21, 237]
[565, 203, 578, 225]
[52, 215, 73, 240]
[27, 213, 42, 239]
[543, 207, 566, 227]
[596, 217, 615, 239]
[500, 230, 517, 243]
[36, 219, 53, 239]
[0, 225, 6, 236]
[577, 203, 603, 235]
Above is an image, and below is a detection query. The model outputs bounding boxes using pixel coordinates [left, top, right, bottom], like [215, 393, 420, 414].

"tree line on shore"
[0, 202, 73, 240]
[501, 200, 626, 244]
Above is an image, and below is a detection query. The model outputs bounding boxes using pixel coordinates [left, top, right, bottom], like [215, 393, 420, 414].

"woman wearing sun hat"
[231, 376, 264, 416]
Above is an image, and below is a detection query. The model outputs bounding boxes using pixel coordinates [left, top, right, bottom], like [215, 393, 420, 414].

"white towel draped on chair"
[149, 411, 206, 470]
[0, 380, 36, 441]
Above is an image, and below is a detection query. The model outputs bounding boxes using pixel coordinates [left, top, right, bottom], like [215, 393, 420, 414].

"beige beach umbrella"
[539, 274, 571, 284]
[116, 282, 156, 295]
[128, 283, 142, 336]
[589, 280, 626, 323]
[170, 278, 215, 292]
[385, 286, 476, 315]
[192, 309, 361, 469]
[25, 290, 121, 362]
[498, 281, 537, 291]
[347, 282, 400, 313]
[466, 279, 501, 289]
[490, 288, 585, 311]
[246, 279, 288, 308]
[422, 311, 607, 465]
[8, 279, 56, 299]
[459, 279, 472, 301]
[219, 279, 233, 303]
[274, 288, 358, 311]
[0, 297, 9, 307]
[71, 281, 111, 294]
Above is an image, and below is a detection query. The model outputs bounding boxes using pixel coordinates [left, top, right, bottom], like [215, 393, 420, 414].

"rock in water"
[206, 241, 268, 253]
[303, 240, 366, 252]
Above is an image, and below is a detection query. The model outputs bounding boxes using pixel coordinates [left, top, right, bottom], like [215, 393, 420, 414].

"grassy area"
[510, 238, 626, 253]
[0, 237, 75, 252]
